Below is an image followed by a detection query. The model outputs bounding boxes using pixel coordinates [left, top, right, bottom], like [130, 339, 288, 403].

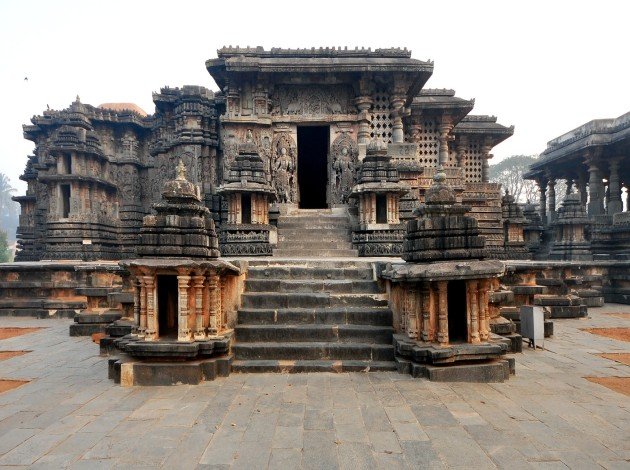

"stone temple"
[4, 46, 630, 385]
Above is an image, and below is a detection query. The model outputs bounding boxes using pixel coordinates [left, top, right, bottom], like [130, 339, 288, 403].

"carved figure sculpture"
[272, 133, 297, 203]
[331, 134, 358, 204]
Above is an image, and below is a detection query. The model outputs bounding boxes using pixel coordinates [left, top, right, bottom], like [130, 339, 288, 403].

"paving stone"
[410, 404, 458, 427]
[304, 408, 334, 430]
[399, 440, 445, 469]
[337, 442, 377, 469]
[268, 448, 302, 470]
[368, 430, 402, 454]
[335, 424, 369, 443]
[272, 425, 303, 449]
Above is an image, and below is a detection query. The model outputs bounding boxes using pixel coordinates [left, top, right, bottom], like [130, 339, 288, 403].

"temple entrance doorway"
[447, 280, 468, 343]
[297, 126, 329, 209]
[157, 275, 178, 338]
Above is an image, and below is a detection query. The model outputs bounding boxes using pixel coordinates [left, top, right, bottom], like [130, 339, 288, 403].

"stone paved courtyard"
[0, 306, 628, 469]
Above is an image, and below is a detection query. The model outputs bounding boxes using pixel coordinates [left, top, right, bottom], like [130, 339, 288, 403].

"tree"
[489, 155, 540, 204]
[0, 231, 11, 263]
[0, 173, 19, 241]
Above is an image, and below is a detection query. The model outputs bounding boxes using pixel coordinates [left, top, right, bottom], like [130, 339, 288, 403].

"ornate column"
[608, 158, 623, 215]
[480, 142, 492, 183]
[138, 277, 147, 337]
[420, 282, 431, 342]
[208, 270, 220, 337]
[390, 95, 406, 143]
[406, 288, 418, 339]
[144, 276, 156, 340]
[456, 138, 469, 175]
[537, 177, 548, 226]
[132, 278, 141, 335]
[438, 122, 453, 167]
[193, 275, 206, 340]
[478, 280, 490, 341]
[547, 177, 556, 223]
[586, 156, 604, 217]
[356, 96, 373, 145]
[436, 281, 448, 346]
[577, 172, 588, 206]
[468, 280, 480, 343]
[177, 274, 192, 341]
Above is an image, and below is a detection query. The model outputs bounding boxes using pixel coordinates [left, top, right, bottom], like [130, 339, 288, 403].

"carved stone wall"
[273, 85, 354, 117]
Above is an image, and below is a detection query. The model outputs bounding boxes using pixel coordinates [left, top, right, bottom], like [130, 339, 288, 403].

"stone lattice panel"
[369, 90, 393, 143]
[465, 140, 483, 183]
[417, 118, 439, 168]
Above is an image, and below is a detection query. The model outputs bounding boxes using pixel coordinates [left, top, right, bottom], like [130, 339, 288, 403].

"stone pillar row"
[133, 269, 225, 341]
[401, 279, 491, 347]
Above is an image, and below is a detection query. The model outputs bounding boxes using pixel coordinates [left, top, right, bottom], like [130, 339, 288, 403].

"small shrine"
[217, 132, 276, 256]
[108, 161, 240, 385]
[500, 190, 529, 259]
[350, 140, 408, 256]
[549, 192, 592, 260]
[381, 168, 512, 382]
[522, 200, 545, 254]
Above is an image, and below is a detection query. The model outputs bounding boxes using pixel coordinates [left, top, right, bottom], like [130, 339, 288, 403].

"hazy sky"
[1, 0, 628, 194]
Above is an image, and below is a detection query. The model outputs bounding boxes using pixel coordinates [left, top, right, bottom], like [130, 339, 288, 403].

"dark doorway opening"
[447, 280, 468, 342]
[241, 194, 252, 224]
[158, 275, 178, 338]
[376, 194, 387, 223]
[60, 185, 71, 218]
[297, 126, 329, 208]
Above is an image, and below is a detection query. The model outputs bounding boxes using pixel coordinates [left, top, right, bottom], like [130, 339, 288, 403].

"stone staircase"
[274, 209, 358, 257]
[232, 260, 396, 373]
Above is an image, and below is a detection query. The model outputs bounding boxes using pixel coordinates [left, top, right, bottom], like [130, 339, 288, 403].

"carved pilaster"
[132, 278, 141, 335]
[144, 276, 156, 340]
[390, 95, 406, 144]
[586, 155, 604, 217]
[547, 177, 556, 223]
[139, 277, 148, 337]
[177, 274, 192, 341]
[478, 280, 490, 341]
[468, 280, 480, 343]
[406, 288, 418, 339]
[480, 142, 493, 183]
[438, 123, 453, 167]
[355, 96, 373, 145]
[208, 271, 219, 337]
[193, 275, 206, 340]
[537, 177, 548, 226]
[437, 281, 448, 346]
[608, 158, 622, 215]
[421, 283, 431, 342]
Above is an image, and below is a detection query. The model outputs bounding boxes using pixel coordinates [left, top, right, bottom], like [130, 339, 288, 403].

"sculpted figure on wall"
[331, 133, 358, 204]
[272, 133, 297, 203]
[274, 85, 353, 116]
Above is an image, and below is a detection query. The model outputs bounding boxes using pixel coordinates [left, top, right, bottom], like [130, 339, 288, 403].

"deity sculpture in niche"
[221, 133, 239, 183]
[331, 134, 358, 204]
[272, 133, 297, 203]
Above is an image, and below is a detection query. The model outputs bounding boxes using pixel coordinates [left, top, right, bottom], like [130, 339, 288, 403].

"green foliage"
[0, 230, 11, 263]
[0, 172, 19, 241]
[489, 155, 540, 203]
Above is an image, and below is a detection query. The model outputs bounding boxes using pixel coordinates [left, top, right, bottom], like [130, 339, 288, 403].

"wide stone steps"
[231, 359, 396, 373]
[241, 292, 388, 309]
[233, 257, 395, 373]
[237, 307, 393, 326]
[235, 324, 394, 343]
[275, 241, 353, 250]
[232, 342, 395, 361]
[272, 248, 359, 258]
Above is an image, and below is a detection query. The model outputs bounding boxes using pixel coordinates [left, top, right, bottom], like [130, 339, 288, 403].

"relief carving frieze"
[273, 85, 354, 117]
[272, 132, 297, 203]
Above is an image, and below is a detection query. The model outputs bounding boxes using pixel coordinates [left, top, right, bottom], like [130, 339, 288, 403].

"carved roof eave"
[380, 259, 505, 282]
[206, 57, 433, 90]
[120, 258, 240, 275]
[349, 182, 408, 198]
[454, 121, 514, 146]
[216, 183, 277, 199]
[410, 95, 475, 124]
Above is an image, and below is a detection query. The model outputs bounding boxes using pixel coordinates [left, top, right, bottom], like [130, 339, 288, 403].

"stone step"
[232, 342, 395, 361]
[273, 248, 358, 258]
[278, 222, 352, 230]
[231, 359, 396, 373]
[276, 228, 352, 239]
[241, 292, 388, 309]
[247, 265, 373, 280]
[237, 307, 393, 326]
[235, 324, 393, 343]
[276, 241, 353, 250]
[244, 279, 381, 294]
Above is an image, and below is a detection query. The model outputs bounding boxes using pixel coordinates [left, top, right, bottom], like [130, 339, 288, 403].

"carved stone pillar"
[480, 143, 492, 183]
[478, 280, 490, 341]
[608, 158, 623, 215]
[586, 158, 604, 217]
[133, 278, 141, 335]
[355, 96, 373, 145]
[177, 274, 192, 341]
[138, 277, 147, 337]
[438, 123, 453, 167]
[547, 178, 556, 223]
[386, 194, 398, 224]
[193, 275, 206, 340]
[421, 283, 431, 342]
[456, 138, 468, 173]
[406, 288, 418, 339]
[468, 280, 480, 343]
[208, 271, 220, 337]
[537, 177, 548, 226]
[437, 281, 448, 346]
[390, 95, 406, 143]
[144, 276, 156, 340]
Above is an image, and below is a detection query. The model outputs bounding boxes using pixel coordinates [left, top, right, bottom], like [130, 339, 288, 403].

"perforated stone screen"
[369, 90, 393, 143]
